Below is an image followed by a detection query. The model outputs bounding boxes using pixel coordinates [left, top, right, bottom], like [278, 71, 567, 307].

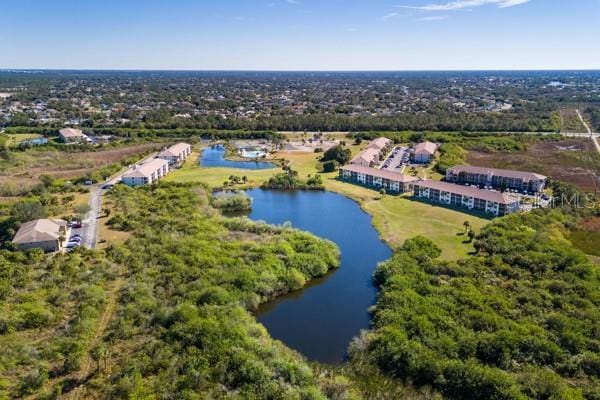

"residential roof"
[123, 158, 169, 179]
[367, 137, 392, 150]
[340, 164, 421, 183]
[350, 147, 380, 165]
[12, 219, 67, 244]
[157, 142, 191, 158]
[414, 141, 438, 155]
[447, 165, 547, 181]
[414, 179, 520, 204]
[59, 128, 86, 138]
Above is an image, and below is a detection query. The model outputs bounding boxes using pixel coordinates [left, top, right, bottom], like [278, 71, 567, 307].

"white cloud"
[400, 0, 531, 11]
[382, 12, 400, 20]
[418, 15, 449, 20]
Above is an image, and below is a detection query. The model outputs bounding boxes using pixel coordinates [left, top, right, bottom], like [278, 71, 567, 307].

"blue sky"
[1, 0, 599, 70]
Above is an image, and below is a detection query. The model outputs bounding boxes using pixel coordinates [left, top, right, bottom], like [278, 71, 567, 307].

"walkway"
[575, 109, 600, 155]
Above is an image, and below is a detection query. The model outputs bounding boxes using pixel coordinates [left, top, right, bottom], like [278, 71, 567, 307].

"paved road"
[78, 151, 159, 249]
[79, 186, 104, 249]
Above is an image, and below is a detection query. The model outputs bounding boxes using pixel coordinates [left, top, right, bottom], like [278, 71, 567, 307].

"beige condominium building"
[157, 142, 192, 166]
[412, 141, 438, 163]
[339, 164, 420, 193]
[413, 179, 521, 216]
[350, 137, 393, 167]
[122, 158, 170, 186]
[446, 165, 547, 193]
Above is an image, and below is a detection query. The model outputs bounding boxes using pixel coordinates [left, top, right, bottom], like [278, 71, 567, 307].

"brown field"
[0, 143, 164, 192]
[467, 139, 600, 191]
[581, 216, 600, 232]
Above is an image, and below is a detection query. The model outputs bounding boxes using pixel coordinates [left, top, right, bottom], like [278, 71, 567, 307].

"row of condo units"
[122, 143, 192, 186]
[349, 137, 394, 167]
[351, 137, 439, 167]
[412, 180, 522, 216]
[339, 164, 419, 194]
[339, 137, 547, 217]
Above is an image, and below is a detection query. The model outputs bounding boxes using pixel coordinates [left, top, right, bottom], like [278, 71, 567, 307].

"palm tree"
[463, 220, 471, 233]
[468, 229, 476, 243]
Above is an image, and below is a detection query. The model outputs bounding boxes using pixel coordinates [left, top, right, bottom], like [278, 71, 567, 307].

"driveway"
[76, 151, 158, 249]
[76, 186, 103, 249]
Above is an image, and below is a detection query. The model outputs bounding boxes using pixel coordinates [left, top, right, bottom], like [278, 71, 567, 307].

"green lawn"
[166, 144, 489, 260]
[5, 133, 43, 147]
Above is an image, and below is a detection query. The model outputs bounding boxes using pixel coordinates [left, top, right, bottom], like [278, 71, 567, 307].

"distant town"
[1, 70, 599, 132]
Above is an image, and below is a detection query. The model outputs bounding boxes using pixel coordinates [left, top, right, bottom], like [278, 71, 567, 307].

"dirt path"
[62, 273, 125, 399]
[576, 109, 600, 155]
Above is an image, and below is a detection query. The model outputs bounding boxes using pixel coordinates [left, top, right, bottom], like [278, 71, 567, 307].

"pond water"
[200, 144, 275, 169]
[247, 188, 392, 364]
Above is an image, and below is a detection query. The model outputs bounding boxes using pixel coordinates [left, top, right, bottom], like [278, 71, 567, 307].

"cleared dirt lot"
[0, 143, 165, 192]
[467, 139, 600, 192]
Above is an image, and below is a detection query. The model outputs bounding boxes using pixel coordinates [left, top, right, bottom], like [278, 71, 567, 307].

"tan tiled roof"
[414, 141, 438, 155]
[12, 219, 66, 244]
[157, 142, 191, 158]
[350, 147, 380, 165]
[123, 158, 169, 179]
[414, 180, 519, 204]
[447, 165, 547, 181]
[367, 137, 392, 150]
[340, 164, 420, 183]
[59, 128, 85, 138]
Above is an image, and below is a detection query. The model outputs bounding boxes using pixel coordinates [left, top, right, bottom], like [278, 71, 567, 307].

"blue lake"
[200, 144, 275, 170]
[248, 188, 392, 364]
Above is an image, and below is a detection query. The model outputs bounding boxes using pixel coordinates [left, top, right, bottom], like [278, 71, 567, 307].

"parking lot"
[380, 146, 410, 171]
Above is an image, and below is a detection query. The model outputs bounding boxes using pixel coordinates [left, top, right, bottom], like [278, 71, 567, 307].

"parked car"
[66, 242, 80, 248]
[70, 222, 83, 229]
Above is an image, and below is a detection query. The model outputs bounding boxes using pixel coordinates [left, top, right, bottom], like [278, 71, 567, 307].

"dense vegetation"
[211, 191, 253, 213]
[262, 168, 325, 191]
[357, 210, 599, 400]
[349, 131, 555, 151]
[0, 183, 343, 398]
[322, 145, 352, 166]
[435, 143, 468, 174]
[586, 106, 600, 132]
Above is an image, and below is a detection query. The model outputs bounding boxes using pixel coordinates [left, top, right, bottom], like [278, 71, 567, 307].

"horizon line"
[1, 67, 600, 73]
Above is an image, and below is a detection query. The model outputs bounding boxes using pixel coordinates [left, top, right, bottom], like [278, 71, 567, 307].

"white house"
[122, 158, 170, 186]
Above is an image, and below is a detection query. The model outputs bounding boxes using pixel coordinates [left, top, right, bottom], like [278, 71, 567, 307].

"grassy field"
[166, 143, 488, 259]
[0, 142, 164, 194]
[5, 133, 43, 146]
